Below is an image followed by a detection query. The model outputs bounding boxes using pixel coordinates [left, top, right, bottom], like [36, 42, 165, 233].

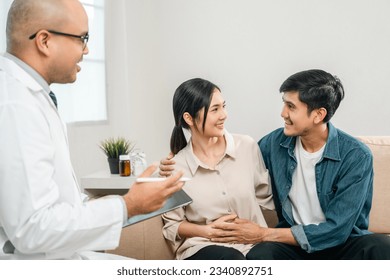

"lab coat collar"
[1, 53, 45, 93]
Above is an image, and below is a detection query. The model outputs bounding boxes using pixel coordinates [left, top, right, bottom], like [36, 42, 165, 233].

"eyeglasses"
[29, 30, 89, 50]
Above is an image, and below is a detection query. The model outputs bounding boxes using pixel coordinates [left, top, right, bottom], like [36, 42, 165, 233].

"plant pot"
[107, 157, 119, 174]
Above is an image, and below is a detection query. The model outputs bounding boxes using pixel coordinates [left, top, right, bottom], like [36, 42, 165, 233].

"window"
[0, 0, 107, 124]
[53, 0, 107, 123]
[0, 0, 12, 51]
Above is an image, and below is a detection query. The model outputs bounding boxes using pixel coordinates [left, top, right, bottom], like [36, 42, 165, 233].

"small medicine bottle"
[119, 154, 131, 176]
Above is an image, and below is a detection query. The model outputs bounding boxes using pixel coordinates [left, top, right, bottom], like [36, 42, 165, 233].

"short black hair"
[279, 69, 345, 123]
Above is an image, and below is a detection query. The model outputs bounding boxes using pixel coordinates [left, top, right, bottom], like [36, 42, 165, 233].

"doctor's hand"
[123, 164, 184, 218]
[159, 152, 175, 177]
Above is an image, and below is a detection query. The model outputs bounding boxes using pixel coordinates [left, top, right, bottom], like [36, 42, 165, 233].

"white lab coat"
[0, 54, 124, 259]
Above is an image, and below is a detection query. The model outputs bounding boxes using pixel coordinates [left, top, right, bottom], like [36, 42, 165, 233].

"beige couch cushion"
[357, 136, 390, 234]
[106, 216, 175, 259]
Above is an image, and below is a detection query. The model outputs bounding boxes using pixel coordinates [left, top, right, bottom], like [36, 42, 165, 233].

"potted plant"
[99, 137, 135, 174]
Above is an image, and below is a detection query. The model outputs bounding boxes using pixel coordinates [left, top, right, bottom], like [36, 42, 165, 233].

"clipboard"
[123, 189, 192, 227]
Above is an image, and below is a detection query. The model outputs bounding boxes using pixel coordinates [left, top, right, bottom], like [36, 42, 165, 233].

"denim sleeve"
[258, 131, 284, 225]
[258, 135, 270, 167]
[298, 150, 373, 253]
[291, 225, 310, 251]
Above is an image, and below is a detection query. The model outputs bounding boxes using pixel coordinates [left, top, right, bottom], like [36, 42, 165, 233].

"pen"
[136, 177, 191, 183]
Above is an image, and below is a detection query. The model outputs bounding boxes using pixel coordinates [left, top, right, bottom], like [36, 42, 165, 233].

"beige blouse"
[162, 131, 274, 260]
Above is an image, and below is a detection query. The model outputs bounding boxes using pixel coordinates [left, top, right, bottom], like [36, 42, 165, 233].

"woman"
[162, 78, 274, 260]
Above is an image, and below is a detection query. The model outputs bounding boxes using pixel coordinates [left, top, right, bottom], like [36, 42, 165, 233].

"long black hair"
[170, 78, 220, 155]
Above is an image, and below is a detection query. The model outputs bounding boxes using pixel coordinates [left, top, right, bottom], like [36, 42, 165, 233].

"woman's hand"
[178, 214, 238, 239]
[210, 218, 264, 244]
[205, 214, 238, 239]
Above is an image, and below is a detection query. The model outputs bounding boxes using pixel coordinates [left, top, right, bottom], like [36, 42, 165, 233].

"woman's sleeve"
[162, 206, 186, 242]
[252, 139, 275, 211]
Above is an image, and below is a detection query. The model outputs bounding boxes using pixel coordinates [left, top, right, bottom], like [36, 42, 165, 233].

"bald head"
[6, 0, 86, 54]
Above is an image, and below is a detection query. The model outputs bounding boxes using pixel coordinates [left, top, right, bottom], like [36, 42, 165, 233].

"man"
[160, 69, 390, 259]
[0, 0, 184, 260]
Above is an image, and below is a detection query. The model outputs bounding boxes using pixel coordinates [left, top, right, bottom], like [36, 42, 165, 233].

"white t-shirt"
[289, 137, 326, 225]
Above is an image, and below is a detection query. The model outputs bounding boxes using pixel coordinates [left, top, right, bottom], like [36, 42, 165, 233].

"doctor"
[0, 0, 184, 259]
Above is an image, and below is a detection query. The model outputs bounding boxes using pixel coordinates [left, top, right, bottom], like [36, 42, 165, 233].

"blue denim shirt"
[259, 123, 373, 253]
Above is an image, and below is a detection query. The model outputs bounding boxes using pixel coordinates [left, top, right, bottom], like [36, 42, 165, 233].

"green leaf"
[99, 137, 136, 158]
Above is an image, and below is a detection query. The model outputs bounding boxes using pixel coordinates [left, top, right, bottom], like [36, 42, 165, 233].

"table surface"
[80, 170, 137, 196]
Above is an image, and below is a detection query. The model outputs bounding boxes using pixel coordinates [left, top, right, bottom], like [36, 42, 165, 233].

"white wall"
[68, 0, 390, 181]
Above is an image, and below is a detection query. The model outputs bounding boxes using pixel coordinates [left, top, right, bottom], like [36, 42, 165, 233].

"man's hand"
[206, 214, 239, 239]
[178, 214, 238, 239]
[211, 218, 298, 246]
[123, 164, 184, 217]
[210, 218, 265, 244]
[159, 152, 175, 177]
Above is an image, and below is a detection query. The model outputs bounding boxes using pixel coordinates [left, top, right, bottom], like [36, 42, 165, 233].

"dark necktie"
[49, 91, 58, 108]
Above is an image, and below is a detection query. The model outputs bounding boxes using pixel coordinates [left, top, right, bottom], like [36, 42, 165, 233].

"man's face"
[49, 2, 89, 84]
[280, 91, 318, 137]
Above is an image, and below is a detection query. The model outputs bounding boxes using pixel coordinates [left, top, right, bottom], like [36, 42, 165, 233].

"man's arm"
[292, 149, 374, 252]
[211, 218, 298, 246]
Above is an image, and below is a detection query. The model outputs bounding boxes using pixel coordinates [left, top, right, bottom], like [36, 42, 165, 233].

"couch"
[106, 136, 390, 259]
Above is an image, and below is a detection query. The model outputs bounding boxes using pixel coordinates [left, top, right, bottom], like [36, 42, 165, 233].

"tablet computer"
[123, 188, 192, 227]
